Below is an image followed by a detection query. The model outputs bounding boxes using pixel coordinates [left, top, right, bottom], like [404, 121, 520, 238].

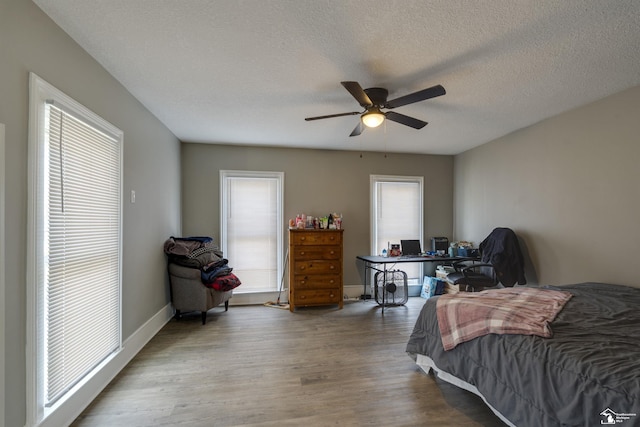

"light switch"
[130, 190, 136, 203]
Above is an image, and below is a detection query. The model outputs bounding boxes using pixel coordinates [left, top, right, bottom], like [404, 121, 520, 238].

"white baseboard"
[231, 285, 371, 305]
[343, 284, 368, 299]
[36, 304, 173, 427]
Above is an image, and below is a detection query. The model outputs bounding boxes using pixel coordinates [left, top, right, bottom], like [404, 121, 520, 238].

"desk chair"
[446, 227, 526, 292]
[446, 262, 497, 292]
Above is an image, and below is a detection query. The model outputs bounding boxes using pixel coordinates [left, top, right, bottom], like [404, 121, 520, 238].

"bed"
[406, 283, 640, 427]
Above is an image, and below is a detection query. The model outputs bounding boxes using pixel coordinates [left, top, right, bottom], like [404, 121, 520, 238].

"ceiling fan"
[305, 81, 446, 137]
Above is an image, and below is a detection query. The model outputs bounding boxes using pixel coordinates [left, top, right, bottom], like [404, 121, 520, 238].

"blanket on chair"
[436, 287, 572, 351]
[205, 273, 242, 292]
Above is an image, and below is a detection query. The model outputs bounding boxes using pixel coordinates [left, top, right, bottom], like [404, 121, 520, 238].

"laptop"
[400, 239, 422, 257]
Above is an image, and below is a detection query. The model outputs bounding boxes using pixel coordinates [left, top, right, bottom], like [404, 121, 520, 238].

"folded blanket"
[201, 265, 233, 284]
[207, 273, 242, 292]
[163, 236, 220, 257]
[168, 251, 222, 269]
[436, 287, 572, 351]
[164, 237, 203, 256]
[203, 258, 229, 273]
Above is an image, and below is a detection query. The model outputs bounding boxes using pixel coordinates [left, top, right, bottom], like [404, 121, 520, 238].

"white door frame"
[1, 123, 6, 427]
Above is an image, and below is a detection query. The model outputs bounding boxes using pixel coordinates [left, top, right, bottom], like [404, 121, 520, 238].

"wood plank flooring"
[71, 298, 508, 427]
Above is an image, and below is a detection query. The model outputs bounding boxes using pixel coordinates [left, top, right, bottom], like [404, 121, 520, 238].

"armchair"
[168, 262, 233, 325]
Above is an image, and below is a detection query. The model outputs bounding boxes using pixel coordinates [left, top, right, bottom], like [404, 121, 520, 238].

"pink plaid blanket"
[436, 287, 572, 351]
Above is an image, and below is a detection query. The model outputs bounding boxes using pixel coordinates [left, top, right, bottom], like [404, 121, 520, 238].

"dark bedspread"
[406, 283, 640, 427]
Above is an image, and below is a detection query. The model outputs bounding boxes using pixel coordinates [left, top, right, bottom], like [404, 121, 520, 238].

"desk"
[356, 255, 475, 305]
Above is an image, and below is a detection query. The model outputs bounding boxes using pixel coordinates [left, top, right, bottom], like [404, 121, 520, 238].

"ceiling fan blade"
[349, 121, 364, 137]
[385, 84, 446, 109]
[305, 111, 361, 121]
[385, 111, 428, 129]
[341, 81, 373, 107]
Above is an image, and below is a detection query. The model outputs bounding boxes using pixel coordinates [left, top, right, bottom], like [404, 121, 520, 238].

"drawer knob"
[301, 295, 306, 299]
[330, 294, 334, 298]
[300, 237, 306, 241]
[329, 279, 334, 284]
[300, 251, 305, 255]
[330, 250, 335, 255]
[330, 265, 335, 270]
[300, 266, 305, 270]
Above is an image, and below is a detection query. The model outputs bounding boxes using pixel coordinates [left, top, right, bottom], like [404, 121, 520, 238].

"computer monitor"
[400, 239, 422, 256]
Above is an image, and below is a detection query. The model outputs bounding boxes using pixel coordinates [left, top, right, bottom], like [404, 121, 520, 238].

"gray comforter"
[406, 283, 640, 427]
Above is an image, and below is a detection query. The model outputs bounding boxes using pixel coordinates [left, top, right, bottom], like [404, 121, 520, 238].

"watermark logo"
[600, 408, 637, 424]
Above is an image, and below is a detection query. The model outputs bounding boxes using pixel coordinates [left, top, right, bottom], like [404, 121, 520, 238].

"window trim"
[26, 73, 123, 426]
[370, 174, 424, 282]
[220, 170, 284, 294]
[0, 123, 5, 427]
[370, 174, 424, 254]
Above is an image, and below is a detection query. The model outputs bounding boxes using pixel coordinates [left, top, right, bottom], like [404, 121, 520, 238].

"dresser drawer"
[291, 245, 340, 260]
[293, 260, 341, 275]
[291, 231, 342, 246]
[293, 289, 342, 305]
[293, 274, 341, 289]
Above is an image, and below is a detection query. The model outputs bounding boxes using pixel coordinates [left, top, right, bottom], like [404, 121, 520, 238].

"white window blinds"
[43, 102, 121, 406]
[371, 175, 424, 281]
[221, 171, 283, 293]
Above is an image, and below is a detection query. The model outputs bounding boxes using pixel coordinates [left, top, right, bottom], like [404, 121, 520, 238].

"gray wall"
[0, 1, 182, 425]
[454, 84, 640, 288]
[5, 0, 638, 425]
[180, 143, 454, 293]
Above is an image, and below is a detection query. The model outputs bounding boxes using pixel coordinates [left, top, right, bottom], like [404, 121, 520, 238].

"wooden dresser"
[289, 229, 343, 312]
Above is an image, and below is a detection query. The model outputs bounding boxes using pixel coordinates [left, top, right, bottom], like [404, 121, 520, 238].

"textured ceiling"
[33, 0, 640, 155]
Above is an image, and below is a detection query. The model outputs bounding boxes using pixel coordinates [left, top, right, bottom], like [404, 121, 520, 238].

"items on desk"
[401, 239, 422, 256]
[457, 247, 479, 257]
[450, 240, 479, 257]
[448, 242, 458, 257]
[425, 251, 447, 257]
[457, 240, 473, 247]
[431, 237, 449, 256]
[389, 243, 401, 257]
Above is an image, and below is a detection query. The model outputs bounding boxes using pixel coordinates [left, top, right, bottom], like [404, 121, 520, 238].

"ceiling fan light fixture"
[362, 109, 385, 128]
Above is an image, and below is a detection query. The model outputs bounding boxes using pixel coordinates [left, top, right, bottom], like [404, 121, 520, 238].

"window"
[370, 175, 424, 283]
[27, 74, 122, 423]
[221, 171, 283, 293]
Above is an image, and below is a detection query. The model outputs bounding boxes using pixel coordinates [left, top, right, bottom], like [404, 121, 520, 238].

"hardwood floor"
[72, 298, 507, 427]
